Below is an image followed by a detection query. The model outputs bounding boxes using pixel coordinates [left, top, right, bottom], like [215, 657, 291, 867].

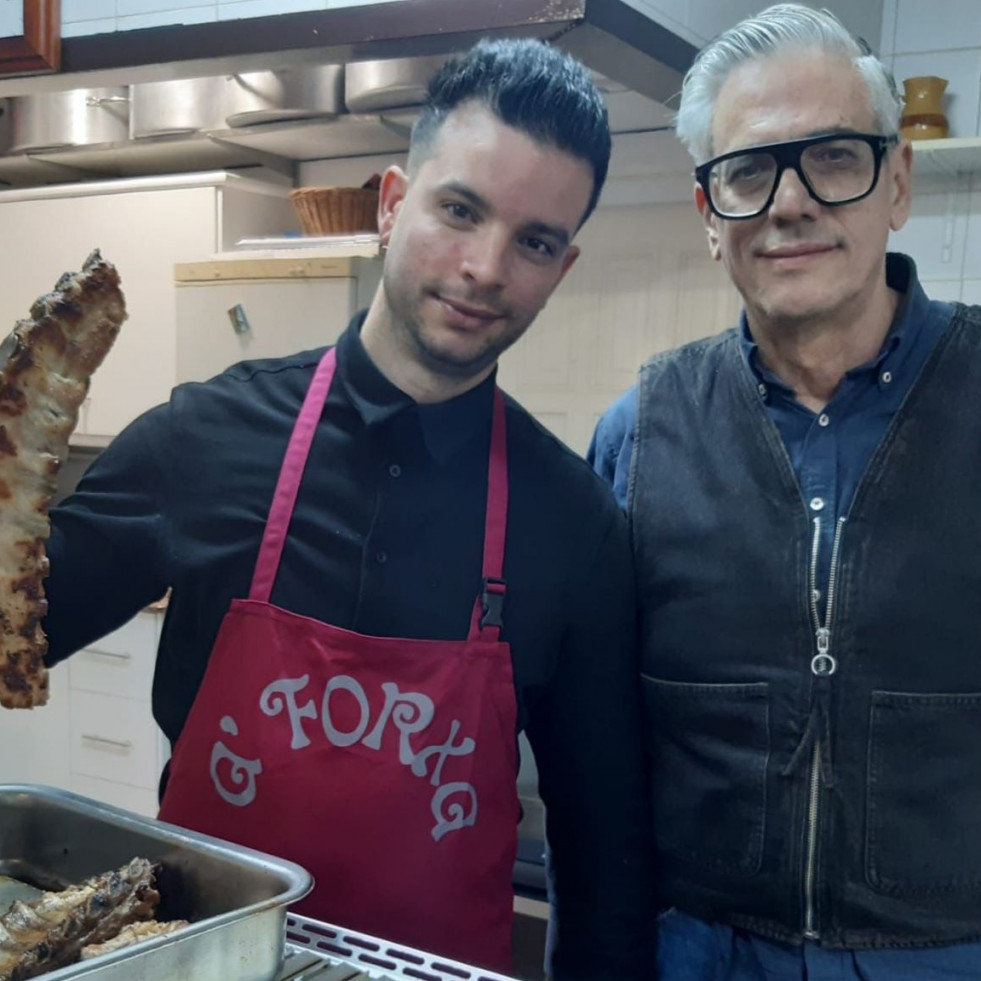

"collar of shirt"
[335, 310, 498, 465]
[739, 253, 950, 401]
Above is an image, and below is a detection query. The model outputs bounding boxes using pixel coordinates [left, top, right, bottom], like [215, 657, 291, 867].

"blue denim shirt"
[589, 253, 981, 975]
[588, 254, 951, 525]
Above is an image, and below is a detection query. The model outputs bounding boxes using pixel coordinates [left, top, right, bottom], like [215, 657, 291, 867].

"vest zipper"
[803, 515, 846, 940]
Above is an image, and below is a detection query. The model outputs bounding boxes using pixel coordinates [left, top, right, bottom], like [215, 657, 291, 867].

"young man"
[592, 4, 981, 978]
[44, 39, 651, 979]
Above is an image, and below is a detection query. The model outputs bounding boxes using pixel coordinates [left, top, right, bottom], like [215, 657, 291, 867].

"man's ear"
[695, 183, 722, 261]
[556, 245, 580, 285]
[888, 139, 914, 233]
[378, 166, 409, 247]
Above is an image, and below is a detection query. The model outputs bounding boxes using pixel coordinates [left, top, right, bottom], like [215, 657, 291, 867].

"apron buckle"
[480, 577, 507, 629]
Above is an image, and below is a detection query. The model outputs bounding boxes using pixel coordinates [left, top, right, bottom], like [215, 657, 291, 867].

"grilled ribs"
[0, 857, 159, 980]
[80, 918, 189, 960]
[0, 250, 127, 709]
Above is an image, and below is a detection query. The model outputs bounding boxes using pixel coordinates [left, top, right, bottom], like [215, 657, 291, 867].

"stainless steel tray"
[0, 784, 312, 981]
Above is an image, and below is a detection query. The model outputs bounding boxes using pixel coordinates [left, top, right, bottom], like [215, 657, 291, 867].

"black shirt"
[44, 314, 651, 979]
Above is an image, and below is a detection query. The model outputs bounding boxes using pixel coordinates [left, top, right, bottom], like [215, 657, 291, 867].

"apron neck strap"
[468, 388, 509, 644]
[250, 348, 510, 643]
[249, 347, 337, 602]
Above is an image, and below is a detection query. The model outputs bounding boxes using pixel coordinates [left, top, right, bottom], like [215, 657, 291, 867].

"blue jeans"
[656, 911, 981, 980]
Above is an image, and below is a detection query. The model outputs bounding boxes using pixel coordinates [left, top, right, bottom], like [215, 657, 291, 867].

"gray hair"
[675, 3, 902, 163]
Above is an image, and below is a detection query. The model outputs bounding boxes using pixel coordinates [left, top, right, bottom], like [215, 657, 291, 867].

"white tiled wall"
[62, 0, 407, 37]
[882, 0, 981, 304]
[0, 0, 23, 37]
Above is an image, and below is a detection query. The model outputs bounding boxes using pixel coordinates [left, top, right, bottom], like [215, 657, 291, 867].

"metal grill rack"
[278, 913, 521, 981]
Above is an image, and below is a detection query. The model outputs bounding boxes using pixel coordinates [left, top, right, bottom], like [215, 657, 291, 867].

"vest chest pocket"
[642, 675, 769, 877]
[866, 690, 981, 895]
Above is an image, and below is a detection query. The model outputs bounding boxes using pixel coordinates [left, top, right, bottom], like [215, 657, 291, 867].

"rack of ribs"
[0, 251, 127, 709]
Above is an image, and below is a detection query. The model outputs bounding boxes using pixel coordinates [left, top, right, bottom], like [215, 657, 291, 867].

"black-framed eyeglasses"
[695, 132, 900, 220]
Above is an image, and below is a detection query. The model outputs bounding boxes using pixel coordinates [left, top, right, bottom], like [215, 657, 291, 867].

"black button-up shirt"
[44, 313, 651, 979]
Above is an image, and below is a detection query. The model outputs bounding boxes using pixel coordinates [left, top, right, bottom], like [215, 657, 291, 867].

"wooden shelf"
[174, 254, 372, 282]
[911, 137, 981, 180]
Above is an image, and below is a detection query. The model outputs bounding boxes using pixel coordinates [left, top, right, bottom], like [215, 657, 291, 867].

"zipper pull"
[811, 628, 836, 676]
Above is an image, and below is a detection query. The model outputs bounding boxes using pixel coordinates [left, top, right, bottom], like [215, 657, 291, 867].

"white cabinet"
[0, 610, 167, 817]
[174, 253, 382, 384]
[66, 611, 168, 817]
[0, 663, 71, 788]
[0, 173, 295, 438]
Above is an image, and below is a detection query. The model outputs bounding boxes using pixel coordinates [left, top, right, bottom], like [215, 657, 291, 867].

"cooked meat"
[0, 250, 127, 709]
[0, 857, 158, 980]
[79, 918, 189, 960]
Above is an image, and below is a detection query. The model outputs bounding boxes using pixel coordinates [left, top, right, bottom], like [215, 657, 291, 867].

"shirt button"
[818, 413, 830, 427]
[388, 464, 402, 478]
[757, 383, 767, 398]
[375, 550, 388, 564]
[810, 497, 825, 512]
[881, 370, 893, 384]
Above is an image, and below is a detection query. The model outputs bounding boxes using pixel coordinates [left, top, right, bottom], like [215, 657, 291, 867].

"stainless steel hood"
[0, 0, 695, 189]
[0, 0, 697, 105]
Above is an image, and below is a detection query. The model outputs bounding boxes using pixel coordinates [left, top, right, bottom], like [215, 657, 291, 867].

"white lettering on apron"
[321, 674, 371, 746]
[209, 715, 264, 807]
[412, 719, 476, 786]
[430, 782, 478, 842]
[362, 682, 435, 764]
[260, 675, 317, 749]
[212, 674, 480, 837]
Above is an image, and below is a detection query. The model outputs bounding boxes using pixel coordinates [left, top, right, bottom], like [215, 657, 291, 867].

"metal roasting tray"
[277, 913, 522, 981]
[0, 784, 312, 981]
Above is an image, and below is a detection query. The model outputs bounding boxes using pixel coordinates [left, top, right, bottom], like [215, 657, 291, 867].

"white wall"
[297, 150, 734, 456]
[62, 0, 406, 37]
[61, 0, 884, 42]
[882, 0, 981, 303]
[0, 0, 23, 37]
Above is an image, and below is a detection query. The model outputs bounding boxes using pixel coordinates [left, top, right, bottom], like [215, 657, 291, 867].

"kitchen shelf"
[0, 135, 268, 186]
[0, 88, 672, 191]
[0, 110, 420, 188]
[175, 254, 376, 283]
[30, 133, 262, 179]
[911, 136, 981, 180]
[211, 109, 419, 162]
[0, 154, 100, 187]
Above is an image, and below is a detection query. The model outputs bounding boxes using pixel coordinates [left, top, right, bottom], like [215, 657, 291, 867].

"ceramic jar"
[900, 76, 949, 140]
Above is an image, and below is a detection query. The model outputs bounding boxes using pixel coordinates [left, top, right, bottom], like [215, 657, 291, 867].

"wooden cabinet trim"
[0, 0, 61, 75]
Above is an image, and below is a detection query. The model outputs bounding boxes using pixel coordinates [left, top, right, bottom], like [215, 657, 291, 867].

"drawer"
[70, 612, 158, 699]
[69, 773, 159, 819]
[0, 663, 71, 788]
[69, 690, 161, 789]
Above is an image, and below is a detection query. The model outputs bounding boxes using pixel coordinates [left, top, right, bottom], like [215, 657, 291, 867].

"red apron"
[158, 348, 520, 972]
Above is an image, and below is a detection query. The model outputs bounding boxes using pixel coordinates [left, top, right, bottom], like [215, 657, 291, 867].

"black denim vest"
[631, 302, 981, 947]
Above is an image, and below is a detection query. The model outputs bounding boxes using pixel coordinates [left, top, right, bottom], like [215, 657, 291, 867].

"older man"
[591, 4, 981, 979]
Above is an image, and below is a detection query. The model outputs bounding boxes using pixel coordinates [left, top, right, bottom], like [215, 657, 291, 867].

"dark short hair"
[409, 38, 611, 225]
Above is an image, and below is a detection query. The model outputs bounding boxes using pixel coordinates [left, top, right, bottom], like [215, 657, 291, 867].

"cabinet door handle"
[86, 648, 132, 661]
[81, 734, 133, 750]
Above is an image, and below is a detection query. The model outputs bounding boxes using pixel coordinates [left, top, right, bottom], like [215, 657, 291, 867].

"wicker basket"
[289, 185, 380, 235]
